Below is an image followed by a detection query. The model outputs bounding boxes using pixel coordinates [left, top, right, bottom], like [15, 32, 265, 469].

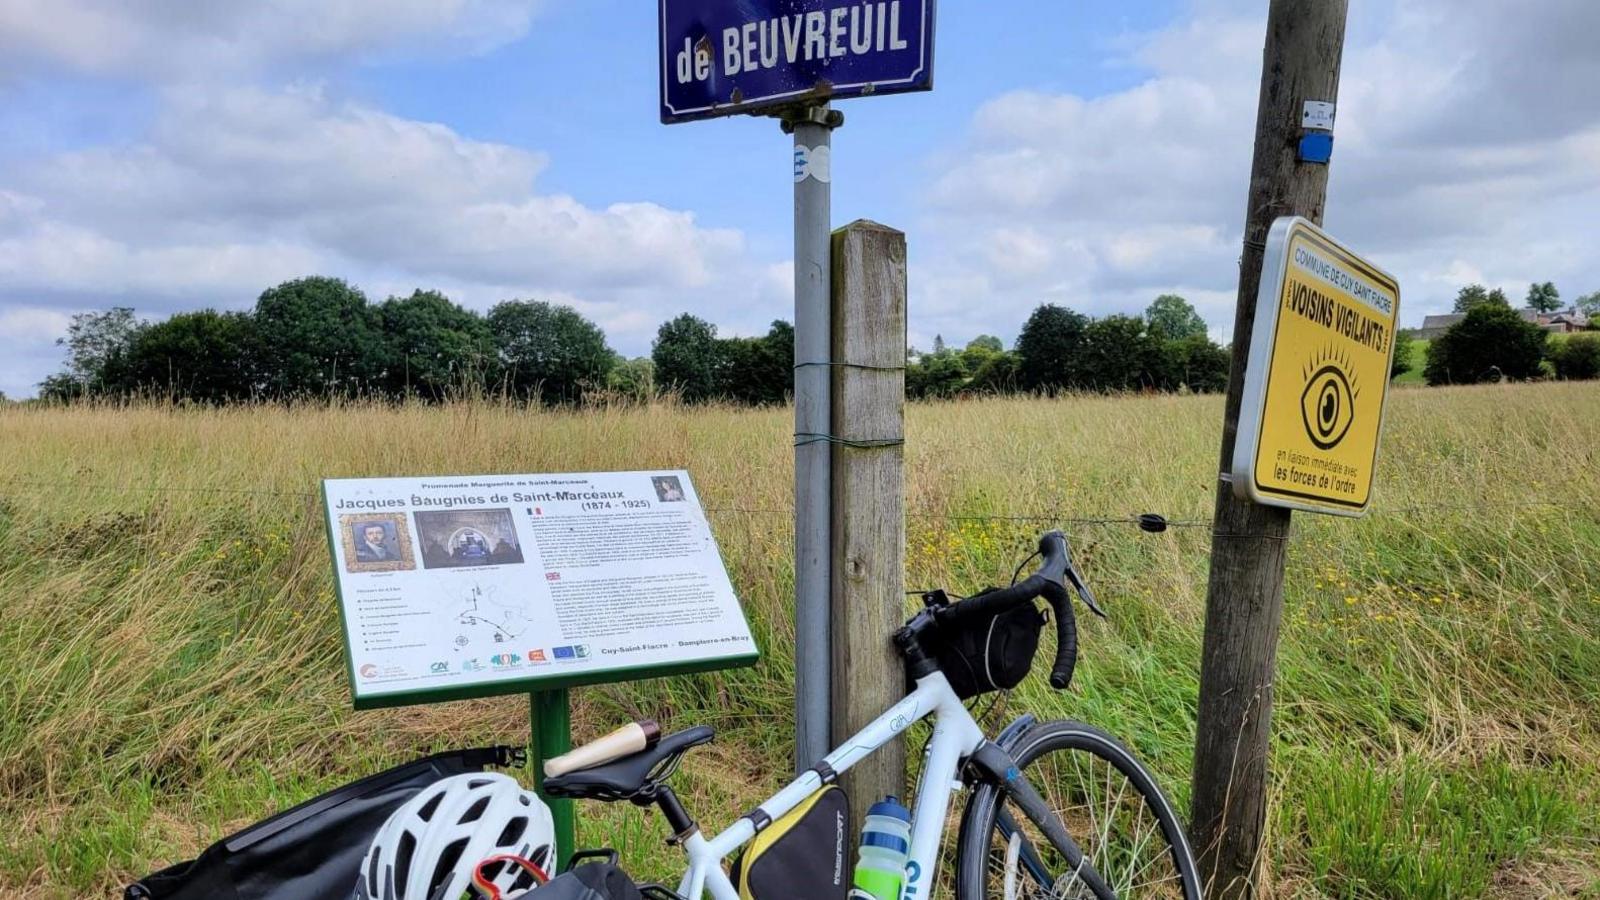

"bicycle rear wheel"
[955, 719, 1200, 900]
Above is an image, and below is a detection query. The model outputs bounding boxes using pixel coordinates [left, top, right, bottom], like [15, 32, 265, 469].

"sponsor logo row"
[359, 646, 591, 680]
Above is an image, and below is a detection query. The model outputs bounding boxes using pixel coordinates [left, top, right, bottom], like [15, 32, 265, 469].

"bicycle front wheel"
[955, 720, 1200, 900]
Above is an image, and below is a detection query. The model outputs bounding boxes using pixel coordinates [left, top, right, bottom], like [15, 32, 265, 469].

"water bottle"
[850, 796, 912, 900]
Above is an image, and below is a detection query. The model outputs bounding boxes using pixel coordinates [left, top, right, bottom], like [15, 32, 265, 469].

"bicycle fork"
[970, 742, 1118, 900]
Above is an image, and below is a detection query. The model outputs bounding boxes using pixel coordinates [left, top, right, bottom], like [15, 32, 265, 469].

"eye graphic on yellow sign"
[1300, 351, 1357, 451]
[1233, 218, 1400, 517]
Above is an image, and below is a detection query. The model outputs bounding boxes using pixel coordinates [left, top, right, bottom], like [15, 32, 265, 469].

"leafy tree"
[1169, 335, 1230, 393]
[906, 351, 969, 399]
[485, 299, 610, 404]
[50, 307, 143, 394]
[1525, 281, 1561, 314]
[1574, 291, 1600, 317]
[959, 335, 1004, 374]
[254, 277, 385, 398]
[652, 313, 725, 402]
[1550, 333, 1600, 380]
[1390, 329, 1416, 380]
[1076, 315, 1160, 391]
[123, 310, 261, 403]
[1424, 304, 1547, 384]
[932, 334, 946, 354]
[1015, 304, 1088, 392]
[721, 320, 794, 405]
[1145, 294, 1208, 341]
[606, 356, 655, 401]
[965, 351, 1020, 395]
[1451, 284, 1510, 314]
[379, 290, 492, 400]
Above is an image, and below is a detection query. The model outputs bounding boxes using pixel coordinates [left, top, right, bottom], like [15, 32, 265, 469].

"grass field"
[2, 384, 1598, 898]
[1394, 338, 1430, 385]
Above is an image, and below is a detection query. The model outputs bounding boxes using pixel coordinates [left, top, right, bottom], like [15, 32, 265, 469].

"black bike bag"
[931, 588, 1048, 699]
[730, 786, 850, 900]
[124, 746, 520, 900]
[529, 862, 645, 899]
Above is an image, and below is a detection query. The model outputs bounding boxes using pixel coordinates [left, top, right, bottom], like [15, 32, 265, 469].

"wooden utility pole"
[1191, 3, 1348, 898]
[829, 220, 908, 810]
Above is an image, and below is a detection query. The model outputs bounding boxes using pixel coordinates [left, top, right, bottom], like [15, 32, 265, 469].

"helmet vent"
[459, 796, 491, 824]
[394, 833, 416, 898]
[416, 793, 443, 822]
[430, 838, 469, 898]
[495, 815, 527, 847]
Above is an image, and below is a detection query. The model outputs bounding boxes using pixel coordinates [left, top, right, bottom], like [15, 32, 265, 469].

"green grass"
[1, 385, 1597, 897]
[1393, 337, 1429, 385]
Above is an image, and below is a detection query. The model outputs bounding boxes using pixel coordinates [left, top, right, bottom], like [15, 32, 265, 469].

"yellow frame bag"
[729, 785, 851, 900]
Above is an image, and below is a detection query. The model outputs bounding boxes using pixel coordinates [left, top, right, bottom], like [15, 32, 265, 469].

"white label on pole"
[1302, 100, 1335, 131]
[794, 144, 831, 183]
[323, 470, 757, 707]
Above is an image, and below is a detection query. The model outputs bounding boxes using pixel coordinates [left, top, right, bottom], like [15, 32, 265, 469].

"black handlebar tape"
[936, 575, 1048, 625]
[1040, 579, 1079, 689]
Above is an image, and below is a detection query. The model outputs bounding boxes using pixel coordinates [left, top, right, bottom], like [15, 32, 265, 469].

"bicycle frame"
[673, 670, 984, 900]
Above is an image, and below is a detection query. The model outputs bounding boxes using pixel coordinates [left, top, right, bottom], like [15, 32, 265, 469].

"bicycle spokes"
[987, 750, 1188, 899]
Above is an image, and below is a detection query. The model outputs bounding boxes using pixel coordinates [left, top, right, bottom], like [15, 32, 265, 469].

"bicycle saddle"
[543, 726, 714, 801]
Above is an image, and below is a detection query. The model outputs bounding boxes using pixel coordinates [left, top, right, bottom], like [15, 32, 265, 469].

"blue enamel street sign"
[660, 1, 935, 124]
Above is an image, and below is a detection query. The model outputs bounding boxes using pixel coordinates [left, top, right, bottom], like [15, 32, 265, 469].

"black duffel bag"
[530, 862, 645, 899]
[125, 746, 522, 900]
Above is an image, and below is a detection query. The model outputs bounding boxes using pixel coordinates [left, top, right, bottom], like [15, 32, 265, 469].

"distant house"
[1417, 314, 1464, 340]
[1541, 309, 1590, 333]
[1417, 307, 1590, 340]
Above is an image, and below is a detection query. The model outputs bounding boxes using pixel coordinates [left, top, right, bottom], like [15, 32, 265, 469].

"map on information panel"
[322, 470, 757, 709]
[1234, 217, 1401, 517]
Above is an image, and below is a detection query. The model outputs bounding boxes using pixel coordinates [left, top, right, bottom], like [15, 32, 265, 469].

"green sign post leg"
[530, 688, 575, 871]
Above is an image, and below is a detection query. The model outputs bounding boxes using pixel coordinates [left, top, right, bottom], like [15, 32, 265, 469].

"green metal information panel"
[322, 469, 759, 710]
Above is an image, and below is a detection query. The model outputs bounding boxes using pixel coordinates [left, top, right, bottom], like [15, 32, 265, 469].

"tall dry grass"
[0, 383, 1596, 897]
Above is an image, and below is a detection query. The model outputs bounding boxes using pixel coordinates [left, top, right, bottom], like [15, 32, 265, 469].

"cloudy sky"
[1, 0, 1596, 396]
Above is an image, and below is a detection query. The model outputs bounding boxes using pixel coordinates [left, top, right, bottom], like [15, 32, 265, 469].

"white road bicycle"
[545, 532, 1201, 900]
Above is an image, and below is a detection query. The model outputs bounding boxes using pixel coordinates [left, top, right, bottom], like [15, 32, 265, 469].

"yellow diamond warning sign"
[1233, 217, 1401, 516]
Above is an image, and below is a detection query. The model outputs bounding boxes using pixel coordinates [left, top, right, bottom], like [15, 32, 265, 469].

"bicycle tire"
[955, 719, 1201, 900]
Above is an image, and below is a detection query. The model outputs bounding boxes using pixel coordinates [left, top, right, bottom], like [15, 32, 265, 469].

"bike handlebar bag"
[124, 746, 522, 900]
[729, 786, 850, 900]
[931, 589, 1048, 699]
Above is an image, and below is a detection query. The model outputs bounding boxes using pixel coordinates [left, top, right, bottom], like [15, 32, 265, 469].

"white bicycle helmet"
[356, 772, 556, 900]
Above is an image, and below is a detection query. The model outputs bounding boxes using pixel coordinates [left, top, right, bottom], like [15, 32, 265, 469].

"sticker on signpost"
[1233, 217, 1401, 516]
[322, 470, 758, 708]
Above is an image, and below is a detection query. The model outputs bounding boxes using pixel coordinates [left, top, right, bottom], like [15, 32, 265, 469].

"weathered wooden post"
[829, 220, 908, 809]
[1191, 2, 1350, 897]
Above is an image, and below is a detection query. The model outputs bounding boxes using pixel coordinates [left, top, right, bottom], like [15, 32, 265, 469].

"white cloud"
[0, 0, 542, 78]
[0, 83, 771, 395]
[911, 0, 1600, 347]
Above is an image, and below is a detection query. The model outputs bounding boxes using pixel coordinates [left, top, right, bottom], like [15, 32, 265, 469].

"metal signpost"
[659, 0, 935, 772]
[1232, 216, 1401, 517]
[322, 470, 758, 861]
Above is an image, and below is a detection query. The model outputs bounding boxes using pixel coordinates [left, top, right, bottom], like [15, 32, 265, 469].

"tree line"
[1419, 282, 1600, 384]
[41, 273, 1590, 405]
[907, 294, 1230, 398]
[36, 276, 798, 405]
[38, 277, 1239, 405]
